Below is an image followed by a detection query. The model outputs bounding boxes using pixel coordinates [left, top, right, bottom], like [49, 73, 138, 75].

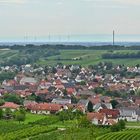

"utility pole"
[113, 30, 115, 46]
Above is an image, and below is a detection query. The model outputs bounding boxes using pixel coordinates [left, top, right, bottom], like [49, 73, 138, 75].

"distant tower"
[113, 30, 115, 46]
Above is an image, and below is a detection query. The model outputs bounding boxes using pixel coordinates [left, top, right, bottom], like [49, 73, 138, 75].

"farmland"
[0, 46, 140, 67]
[0, 113, 139, 140]
[38, 50, 140, 66]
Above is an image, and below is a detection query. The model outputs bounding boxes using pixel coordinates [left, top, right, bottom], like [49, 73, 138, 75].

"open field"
[37, 50, 140, 66]
[0, 48, 139, 66]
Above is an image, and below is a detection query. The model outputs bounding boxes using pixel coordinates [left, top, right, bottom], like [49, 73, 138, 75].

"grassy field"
[0, 49, 19, 64]
[0, 49, 139, 67]
[37, 50, 140, 67]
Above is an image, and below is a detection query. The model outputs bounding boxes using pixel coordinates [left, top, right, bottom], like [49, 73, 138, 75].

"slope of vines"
[97, 129, 140, 140]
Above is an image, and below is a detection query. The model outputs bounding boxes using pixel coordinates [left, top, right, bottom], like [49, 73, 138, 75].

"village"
[0, 62, 140, 126]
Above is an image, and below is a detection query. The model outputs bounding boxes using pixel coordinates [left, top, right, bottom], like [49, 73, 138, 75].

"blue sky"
[0, 0, 140, 40]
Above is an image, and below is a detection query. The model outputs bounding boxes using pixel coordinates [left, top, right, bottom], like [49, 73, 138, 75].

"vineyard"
[0, 113, 139, 140]
[97, 128, 140, 140]
[0, 114, 58, 140]
[3, 126, 57, 140]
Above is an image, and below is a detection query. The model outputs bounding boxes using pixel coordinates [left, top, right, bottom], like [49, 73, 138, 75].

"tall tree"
[87, 101, 93, 112]
[110, 100, 119, 109]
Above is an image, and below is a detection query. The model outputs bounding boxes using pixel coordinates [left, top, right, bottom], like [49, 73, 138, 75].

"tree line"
[1, 44, 140, 50]
[102, 51, 140, 59]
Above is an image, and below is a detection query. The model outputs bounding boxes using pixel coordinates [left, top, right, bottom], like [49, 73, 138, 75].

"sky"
[0, 0, 140, 41]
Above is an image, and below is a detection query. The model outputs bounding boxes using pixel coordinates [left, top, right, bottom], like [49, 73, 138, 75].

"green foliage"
[63, 89, 67, 96]
[0, 72, 16, 82]
[0, 109, 3, 119]
[14, 108, 26, 123]
[58, 109, 83, 122]
[110, 100, 119, 109]
[87, 101, 93, 112]
[0, 99, 5, 106]
[78, 116, 91, 128]
[102, 51, 140, 59]
[26, 93, 37, 101]
[4, 108, 13, 120]
[110, 120, 125, 132]
[3, 125, 57, 140]
[77, 81, 86, 85]
[29, 116, 59, 125]
[97, 128, 140, 140]
[118, 120, 125, 130]
[94, 87, 105, 94]
[3, 94, 23, 105]
[135, 89, 140, 96]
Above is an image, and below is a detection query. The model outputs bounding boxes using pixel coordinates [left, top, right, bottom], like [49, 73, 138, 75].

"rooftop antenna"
[113, 30, 115, 46]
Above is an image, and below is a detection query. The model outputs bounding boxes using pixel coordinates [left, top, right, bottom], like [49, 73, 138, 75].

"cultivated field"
[37, 50, 140, 66]
[0, 113, 139, 140]
[0, 49, 140, 67]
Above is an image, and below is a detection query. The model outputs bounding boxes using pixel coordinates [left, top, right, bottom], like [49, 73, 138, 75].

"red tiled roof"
[89, 97, 101, 105]
[0, 102, 20, 109]
[55, 84, 65, 89]
[99, 109, 120, 119]
[66, 88, 75, 94]
[36, 89, 49, 95]
[30, 103, 62, 112]
[54, 80, 62, 85]
[87, 112, 105, 121]
[75, 104, 85, 112]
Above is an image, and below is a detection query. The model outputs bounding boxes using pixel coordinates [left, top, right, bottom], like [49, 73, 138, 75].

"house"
[100, 96, 112, 103]
[23, 100, 37, 108]
[20, 77, 37, 85]
[52, 98, 71, 105]
[38, 80, 52, 89]
[66, 87, 76, 95]
[87, 112, 107, 125]
[73, 104, 86, 114]
[77, 90, 94, 97]
[88, 95, 101, 105]
[0, 102, 20, 111]
[78, 99, 89, 111]
[29, 103, 63, 115]
[35, 89, 49, 96]
[99, 109, 120, 119]
[119, 107, 138, 121]
[93, 103, 112, 112]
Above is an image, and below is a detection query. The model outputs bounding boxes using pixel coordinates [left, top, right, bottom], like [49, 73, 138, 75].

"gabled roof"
[87, 112, 105, 122]
[78, 99, 89, 106]
[66, 88, 76, 94]
[52, 98, 71, 105]
[20, 77, 37, 85]
[119, 107, 137, 117]
[99, 109, 120, 119]
[0, 102, 20, 109]
[36, 89, 49, 95]
[93, 103, 112, 110]
[30, 103, 62, 112]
